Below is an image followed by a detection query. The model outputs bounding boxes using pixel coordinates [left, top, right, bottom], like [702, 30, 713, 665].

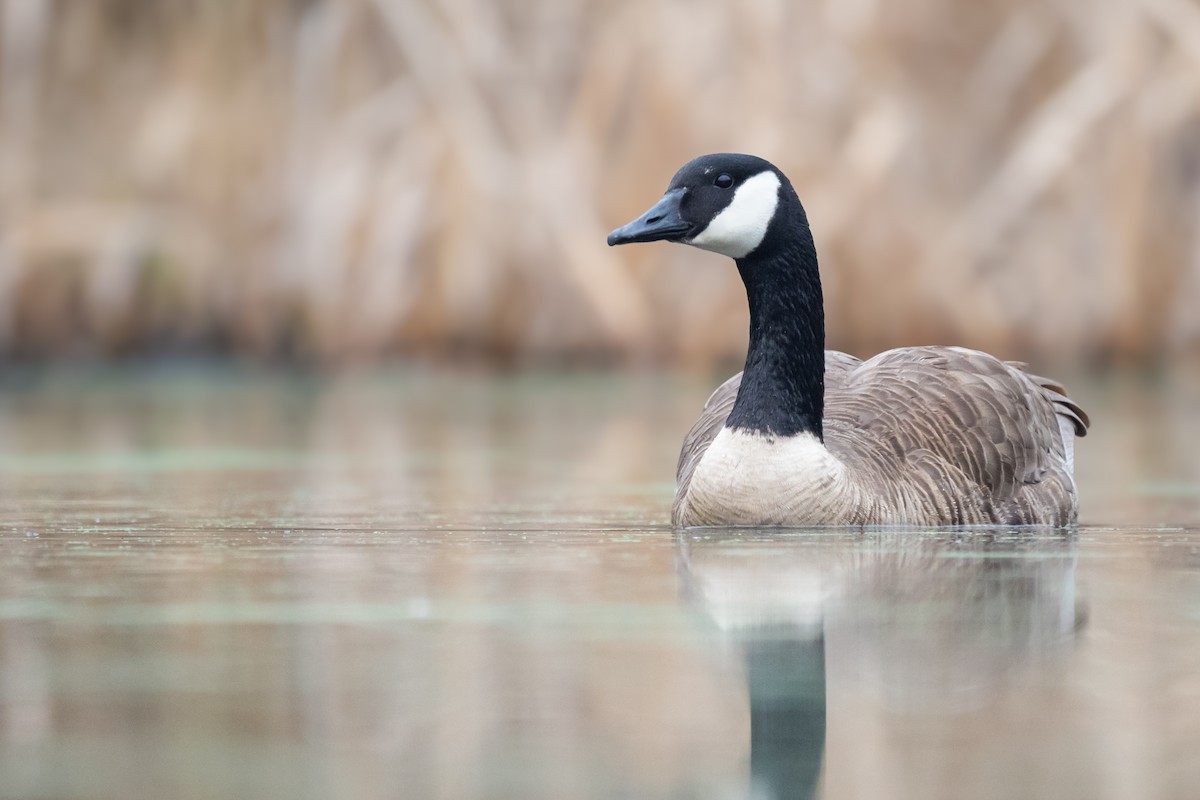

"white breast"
[679, 428, 860, 526]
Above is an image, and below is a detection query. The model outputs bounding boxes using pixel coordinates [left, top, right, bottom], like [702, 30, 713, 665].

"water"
[1, 366, 1198, 800]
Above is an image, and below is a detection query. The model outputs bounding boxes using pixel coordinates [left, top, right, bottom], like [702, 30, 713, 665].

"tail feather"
[1006, 362, 1090, 438]
[1027, 371, 1090, 437]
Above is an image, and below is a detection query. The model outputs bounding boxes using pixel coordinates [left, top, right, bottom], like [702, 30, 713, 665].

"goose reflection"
[676, 529, 1083, 800]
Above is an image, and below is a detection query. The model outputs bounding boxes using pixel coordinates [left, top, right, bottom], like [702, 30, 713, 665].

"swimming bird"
[607, 153, 1088, 527]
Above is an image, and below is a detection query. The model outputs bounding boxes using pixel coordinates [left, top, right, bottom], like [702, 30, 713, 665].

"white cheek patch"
[687, 170, 781, 259]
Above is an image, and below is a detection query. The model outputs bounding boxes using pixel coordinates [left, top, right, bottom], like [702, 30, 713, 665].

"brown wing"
[824, 350, 864, 393]
[824, 346, 1088, 525]
[672, 351, 864, 521]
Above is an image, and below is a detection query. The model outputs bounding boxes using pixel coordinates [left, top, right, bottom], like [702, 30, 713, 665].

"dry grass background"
[1, 0, 1199, 364]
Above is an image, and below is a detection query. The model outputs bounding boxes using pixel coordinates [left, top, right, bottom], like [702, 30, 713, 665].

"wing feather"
[824, 346, 1088, 524]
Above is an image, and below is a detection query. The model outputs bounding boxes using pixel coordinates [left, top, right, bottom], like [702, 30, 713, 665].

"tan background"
[2, 0, 1199, 364]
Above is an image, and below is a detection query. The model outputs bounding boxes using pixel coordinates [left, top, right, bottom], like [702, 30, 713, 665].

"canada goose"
[608, 153, 1089, 527]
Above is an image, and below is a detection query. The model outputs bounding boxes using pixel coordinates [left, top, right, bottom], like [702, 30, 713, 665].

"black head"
[607, 153, 790, 259]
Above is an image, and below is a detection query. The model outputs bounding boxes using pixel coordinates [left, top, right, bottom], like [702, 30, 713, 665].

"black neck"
[724, 193, 825, 439]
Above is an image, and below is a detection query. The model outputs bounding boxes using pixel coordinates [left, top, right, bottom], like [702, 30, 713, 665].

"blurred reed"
[0, 0, 1198, 364]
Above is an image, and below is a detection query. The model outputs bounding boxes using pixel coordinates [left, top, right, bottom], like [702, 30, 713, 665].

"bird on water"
[607, 153, 1088, 527]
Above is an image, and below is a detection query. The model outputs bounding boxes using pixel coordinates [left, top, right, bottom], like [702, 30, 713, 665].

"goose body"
[608, 154, 1089, 527]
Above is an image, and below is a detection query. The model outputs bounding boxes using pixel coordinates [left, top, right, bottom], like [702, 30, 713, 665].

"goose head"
[607, 153, 788, 259]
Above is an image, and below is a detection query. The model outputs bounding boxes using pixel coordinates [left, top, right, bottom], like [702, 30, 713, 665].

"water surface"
[1, 366, 1198, 799]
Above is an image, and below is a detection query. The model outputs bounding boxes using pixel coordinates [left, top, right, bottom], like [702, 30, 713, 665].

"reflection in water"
[2, 370, 1199, 799]
[743, 629, 826, 800]
[677, 530, 1082, 799]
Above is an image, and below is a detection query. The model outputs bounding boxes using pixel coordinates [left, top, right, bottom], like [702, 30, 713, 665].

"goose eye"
[714, 174, 734, 189]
